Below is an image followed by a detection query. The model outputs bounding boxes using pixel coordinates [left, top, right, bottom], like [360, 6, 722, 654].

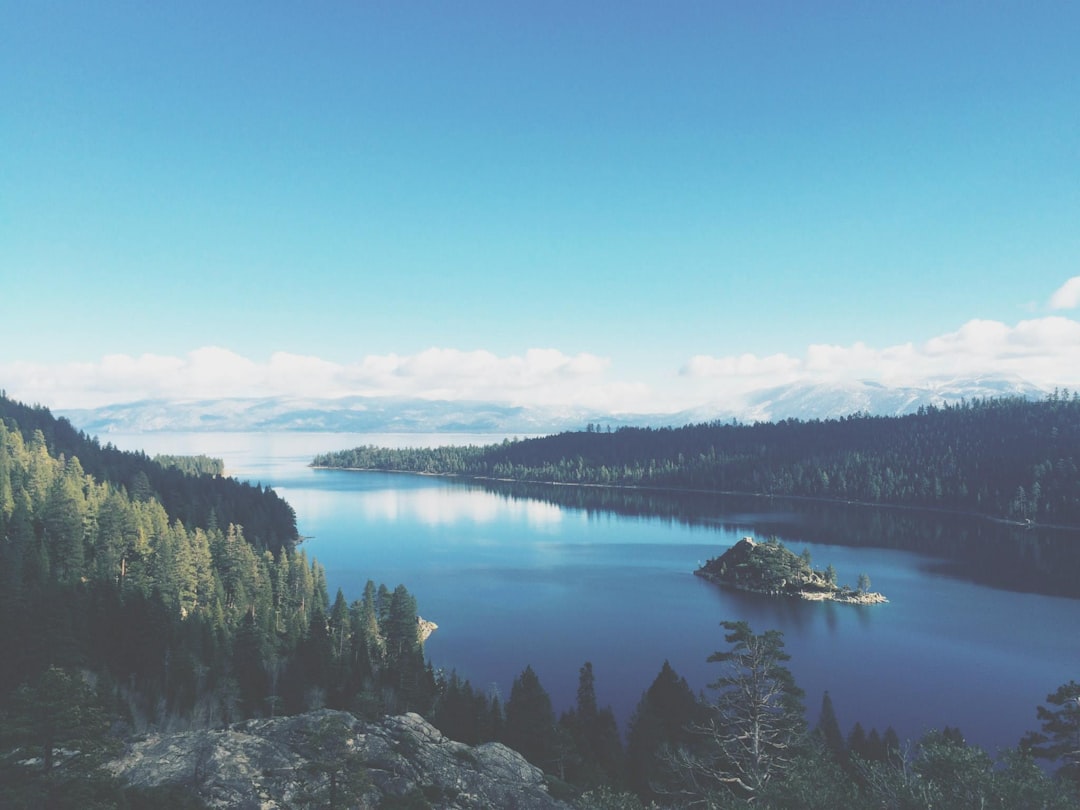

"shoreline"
[694, 569, 888, 605]
[309, 465, 1080, 534]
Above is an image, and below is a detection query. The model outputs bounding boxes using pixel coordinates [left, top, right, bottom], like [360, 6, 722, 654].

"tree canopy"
[315, 395, 1080, 528]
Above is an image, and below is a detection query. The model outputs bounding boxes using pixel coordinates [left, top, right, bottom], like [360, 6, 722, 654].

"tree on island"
[857, 573, 871, 594]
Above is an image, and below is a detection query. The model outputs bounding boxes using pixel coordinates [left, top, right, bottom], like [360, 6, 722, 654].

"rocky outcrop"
[418, 616, 439, 643]
[695, 536, 887, 605]
[111, 709, 569, 809]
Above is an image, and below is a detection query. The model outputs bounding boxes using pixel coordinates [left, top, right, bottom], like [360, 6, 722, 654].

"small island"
[695, 536, 888, 605]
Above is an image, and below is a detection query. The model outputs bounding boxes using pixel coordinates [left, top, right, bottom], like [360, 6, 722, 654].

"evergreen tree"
[383, 584, 419, 666]
[882, 726, 902, 766]
[433, 672, 477, 744]
[0, 422, 14, 523]
[848, 721, 868, 761]
[503, 665, 558, 771]
[41, 460, 88, 583]
[1023, 680, 1080, 786]
[290, 713, 370, 809]
[675, 621, 806, 802]
[625, 660, 704, 799]
[815, 690, 845, 764]
[566, 662, 624, 788]
[0, 667, 124, 808]
[356, 579, 385, 668]
[232, 611, 269, 716]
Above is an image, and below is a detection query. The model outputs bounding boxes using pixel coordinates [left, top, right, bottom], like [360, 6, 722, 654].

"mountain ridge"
[58, 376, 1051, 436]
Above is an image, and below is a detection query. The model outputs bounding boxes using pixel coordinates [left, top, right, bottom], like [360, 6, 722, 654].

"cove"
[107, 431, 1080, 757]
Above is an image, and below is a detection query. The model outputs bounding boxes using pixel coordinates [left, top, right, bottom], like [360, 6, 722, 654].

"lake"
[107, 430, 1080, 757]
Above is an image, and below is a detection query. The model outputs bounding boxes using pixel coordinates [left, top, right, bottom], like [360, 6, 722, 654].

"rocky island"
[695, 537, 887, 605]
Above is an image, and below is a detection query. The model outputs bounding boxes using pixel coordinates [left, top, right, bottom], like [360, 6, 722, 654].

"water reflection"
[286, 480, 563, 527]
[478, 481, 1080, 598]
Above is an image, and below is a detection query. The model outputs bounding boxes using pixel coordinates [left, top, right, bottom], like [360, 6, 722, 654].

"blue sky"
[3, 2, 1079, 412]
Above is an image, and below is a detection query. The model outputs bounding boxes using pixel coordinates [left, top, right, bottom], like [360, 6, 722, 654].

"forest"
[0, 395, 296, 555]
[2, 392, 1078, 809]
[0, 395, 437, 807]
[314, 394, 1080, 528]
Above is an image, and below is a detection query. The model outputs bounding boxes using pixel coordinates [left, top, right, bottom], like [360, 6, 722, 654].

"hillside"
[0, 394, 297, 554]
[314, 394, 1080, 528]
[0, 395, 441, 806]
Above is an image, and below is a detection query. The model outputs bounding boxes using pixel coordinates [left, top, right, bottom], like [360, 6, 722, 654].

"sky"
[2, 2, 1079, 414]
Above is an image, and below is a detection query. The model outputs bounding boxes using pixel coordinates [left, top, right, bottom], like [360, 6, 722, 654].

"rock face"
[695, 536, 887, 605]
[418, 616, 439, 643]
[111, 709, 570, 809]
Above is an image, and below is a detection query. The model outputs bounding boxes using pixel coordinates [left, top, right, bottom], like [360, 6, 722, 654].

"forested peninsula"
[313, 394, 1080, 529]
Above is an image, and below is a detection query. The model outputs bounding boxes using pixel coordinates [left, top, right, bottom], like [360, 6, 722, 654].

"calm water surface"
[109, 431, 1080, 755]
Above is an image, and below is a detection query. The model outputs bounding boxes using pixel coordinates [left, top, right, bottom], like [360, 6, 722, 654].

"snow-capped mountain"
[59, 396, 585, 436]
[739, 375, 1047, 423]
[58, 376, 1051, 437]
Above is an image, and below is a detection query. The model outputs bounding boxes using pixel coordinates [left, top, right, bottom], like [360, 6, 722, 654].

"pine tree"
[676, 621, 806, 802]
[847, 722, 868, 761]
[815, 691, 845, 763]
[0, 667, 124, 805]
[626, 660, 703, 799]
[566, 662, 624, 788]
[0, 422, 14, 523]
[41, 460, 88, 583]
[504, 665, 558, 771]
[1023, 680, 1080, 785]
[232, 611, 269, 716]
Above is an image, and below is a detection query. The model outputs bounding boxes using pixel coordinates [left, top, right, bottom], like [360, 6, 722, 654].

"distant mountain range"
[59, 376, 1051, 436]
[678, 375, 1051, 425]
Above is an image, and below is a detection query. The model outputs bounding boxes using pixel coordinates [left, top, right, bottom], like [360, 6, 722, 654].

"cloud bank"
[1050, 276, 1080, 310]
[682, 316, 1080, 397]
[3, 315, 1079, 415]
[1, 347, 634, 412]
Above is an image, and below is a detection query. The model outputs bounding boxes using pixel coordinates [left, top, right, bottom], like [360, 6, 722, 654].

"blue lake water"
[109, 431, 1080, 756]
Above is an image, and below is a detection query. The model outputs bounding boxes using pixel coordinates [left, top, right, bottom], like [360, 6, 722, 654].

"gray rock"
[111, 709, 570, 809]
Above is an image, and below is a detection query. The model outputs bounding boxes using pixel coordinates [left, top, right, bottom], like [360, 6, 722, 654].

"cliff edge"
[111, 709, 569, 809]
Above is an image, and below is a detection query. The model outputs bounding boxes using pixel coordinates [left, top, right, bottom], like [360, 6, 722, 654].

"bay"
[107, 430, 1080, 757]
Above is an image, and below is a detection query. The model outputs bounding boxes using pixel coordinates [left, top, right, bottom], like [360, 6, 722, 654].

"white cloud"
[1050, 276, 1080, 310]
[682, 316, 1080, 397]
[0, 346, 629, 412]
[683, 352, 801, 381]
[5, 314, 1080, 417]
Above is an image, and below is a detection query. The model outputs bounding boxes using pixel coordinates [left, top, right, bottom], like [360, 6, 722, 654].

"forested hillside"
[0, 396, 438, 806]
[315, 394, 1080, 527]
[0, 394, 295, 554]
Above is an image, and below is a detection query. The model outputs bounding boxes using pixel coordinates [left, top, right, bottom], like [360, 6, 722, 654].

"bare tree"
[668, 622, 806, 804]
